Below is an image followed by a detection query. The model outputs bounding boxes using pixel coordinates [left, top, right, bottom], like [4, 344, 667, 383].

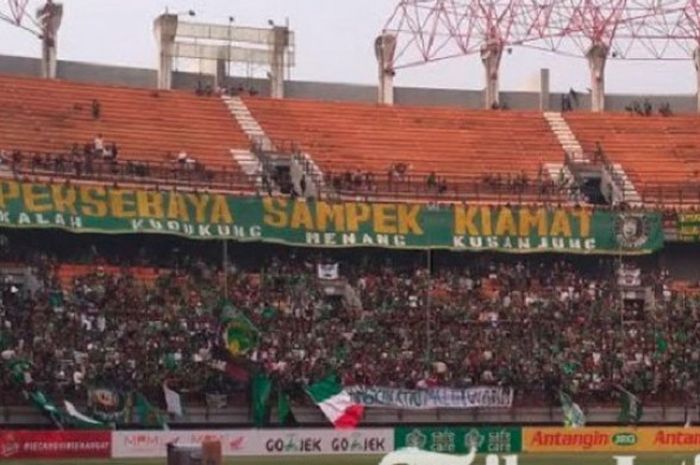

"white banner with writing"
[346, 386, 514, 409]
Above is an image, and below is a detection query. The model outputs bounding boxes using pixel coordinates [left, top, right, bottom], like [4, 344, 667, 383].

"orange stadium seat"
[243, 96, 566, 197]
[0, 74, 250, 175]
[55, 263, 162, 287]
[563, 112, 700, 204]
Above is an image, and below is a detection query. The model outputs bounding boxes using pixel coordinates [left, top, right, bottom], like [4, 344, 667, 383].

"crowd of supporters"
[1, 232, 699, 410]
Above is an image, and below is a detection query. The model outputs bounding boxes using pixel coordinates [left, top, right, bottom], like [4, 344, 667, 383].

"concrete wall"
[58, 61, 155, 88]
[0, 54, 695, 112]
[0, 54, 156, 88]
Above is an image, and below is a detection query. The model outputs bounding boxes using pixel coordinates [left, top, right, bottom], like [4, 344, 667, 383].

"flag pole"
[425, 248, 432, 368]
[222, 239, 229, 299]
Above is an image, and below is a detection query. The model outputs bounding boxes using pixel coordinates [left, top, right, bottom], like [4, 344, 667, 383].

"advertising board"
[112, 428, 393, 458]
[394, 426, 522, 454]
[111, 430, 250, 458]
[524, 427, 700, 453]
[257, 428, 392, 455]
[0, 430, 111, 459]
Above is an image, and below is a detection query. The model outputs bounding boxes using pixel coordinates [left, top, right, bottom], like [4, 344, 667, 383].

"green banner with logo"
[0, 180, 663, 254]
[394, 426, 522, 454]
[678, 213, 700, 241]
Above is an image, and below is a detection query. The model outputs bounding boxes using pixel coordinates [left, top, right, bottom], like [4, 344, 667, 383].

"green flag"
[27, 389, 63, 427]
[88, 386, 128, 424]
[617, 386, 643, 425]
[132, 393, 167, 429]
[560, 391, 585, 428]
[7, 359, 32, 386]
[221, 303, 258, 356]
[251, 372, 272, 427]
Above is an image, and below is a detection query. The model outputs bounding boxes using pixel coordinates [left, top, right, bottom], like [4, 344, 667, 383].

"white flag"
[163, 383, 183, 417]
[64, 400, 103, 426]
[317, 263, 339, 280]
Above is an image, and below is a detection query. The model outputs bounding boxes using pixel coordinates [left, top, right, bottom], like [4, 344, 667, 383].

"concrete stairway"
[543, 112, 586, 162]
[545, 111, 642, 206]
[222, 96, 272, 148]
[543, 162, 575, 186]
[293, 152, 325, 190]
[610, 163, 642, 206]
[221, 96, 272, 182]
[222, 95, 325, 196]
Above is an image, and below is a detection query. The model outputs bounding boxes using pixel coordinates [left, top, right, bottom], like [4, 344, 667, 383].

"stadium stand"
[563, 112, 700, 205]
[0, 74, 254, 190]
[1, 71, 700, 428]
[1, 231, 697, 413]
[243, 96, 569, 202]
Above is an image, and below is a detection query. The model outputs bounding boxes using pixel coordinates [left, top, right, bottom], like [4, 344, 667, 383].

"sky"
[0, 0, 696, 95]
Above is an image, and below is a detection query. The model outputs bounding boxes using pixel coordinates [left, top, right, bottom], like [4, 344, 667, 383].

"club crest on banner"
[615, 214, 650, 249]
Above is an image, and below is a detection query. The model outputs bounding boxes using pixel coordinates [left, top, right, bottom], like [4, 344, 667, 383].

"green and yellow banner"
[0, 180, 663, 254]
[678, 212, 700, 241]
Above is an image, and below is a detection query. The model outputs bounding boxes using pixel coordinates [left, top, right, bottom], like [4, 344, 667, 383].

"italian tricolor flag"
[307, 375, 363, 428]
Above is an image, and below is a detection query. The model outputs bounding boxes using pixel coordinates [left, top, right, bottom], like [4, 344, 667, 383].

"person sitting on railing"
[102, 142, 119, 163]
[352, 169, 364, 188]
[72, 153, 83, 178]
[193, 161, 208, 181]
[426, 171, 437, 190]
[387, 165, 397, 185]
[331, 173, 342, 192]
[30, 152, 43, 171]
[176, 151, 197, 173]
[53, 153, 65, 173]
[109, 143, 119, 161]
[11, 150, 22, 171]
[93, 134, 105, 157]
[395, 162, 409, 181]
[177, 150, 189, 166]
[387, 163, 408, 186]
[437, 177, 448, 194]
[342, 171, 352, 189]
[511, 171, 529, 193]
[364, 171, 375, 191]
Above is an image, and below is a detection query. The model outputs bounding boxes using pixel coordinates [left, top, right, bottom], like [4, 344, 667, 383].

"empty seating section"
[6, 72, 698, 205]
[243, 97, 564, 185]
[0, 74, 249, 171]
[564, 113, 700, 202]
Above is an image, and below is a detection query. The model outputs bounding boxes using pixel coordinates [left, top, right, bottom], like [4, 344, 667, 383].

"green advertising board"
[395, 426, 522, 454]
[678, 213, 700, 241]
[0, 180, 663, 254]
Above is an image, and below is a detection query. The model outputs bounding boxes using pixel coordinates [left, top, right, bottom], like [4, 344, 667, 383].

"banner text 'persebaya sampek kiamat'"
[0, 181, 663, 253]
